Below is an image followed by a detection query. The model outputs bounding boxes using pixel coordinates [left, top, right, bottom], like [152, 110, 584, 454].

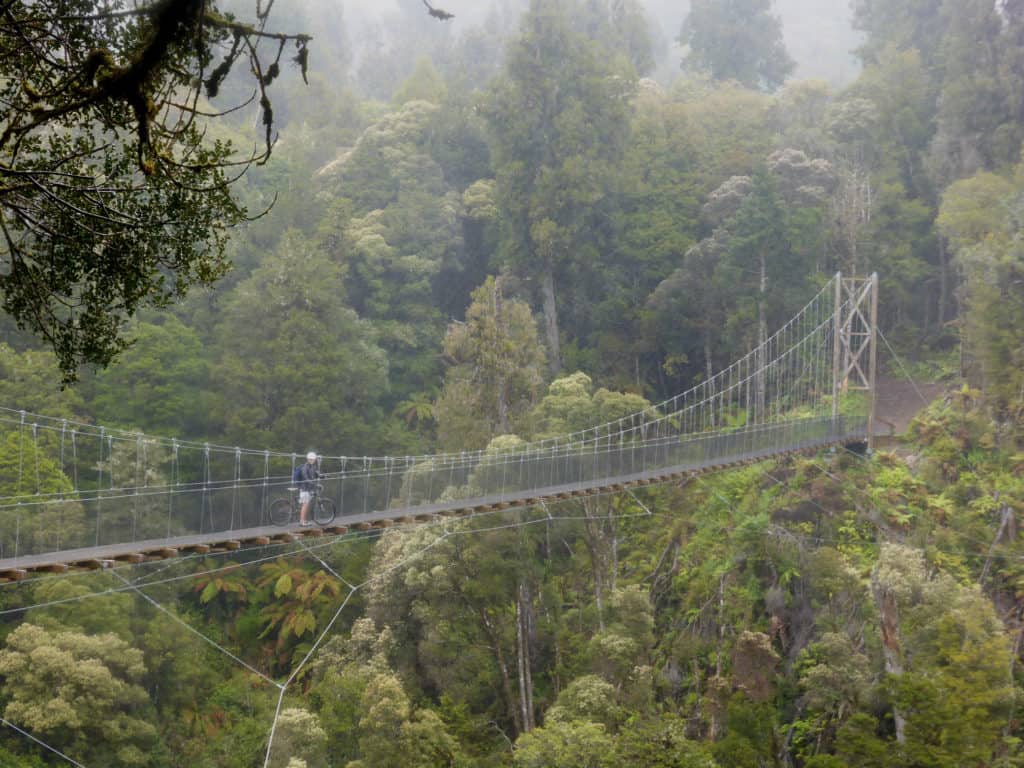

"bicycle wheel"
[269, 498, 293, 526]
[313, 496, 336, 526]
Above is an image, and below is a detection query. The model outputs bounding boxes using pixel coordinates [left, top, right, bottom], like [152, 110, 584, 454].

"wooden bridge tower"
[832, 272, 880, 448]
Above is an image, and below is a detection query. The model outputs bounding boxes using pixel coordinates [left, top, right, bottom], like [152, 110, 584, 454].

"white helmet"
[306, 451, 317, 461]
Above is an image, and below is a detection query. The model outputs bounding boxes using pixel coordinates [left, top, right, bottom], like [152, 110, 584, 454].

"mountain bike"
[269, 483, 336, 526]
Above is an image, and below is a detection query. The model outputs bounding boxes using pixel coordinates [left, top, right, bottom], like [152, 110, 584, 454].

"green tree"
[0, 345, 84, 419]
[209, 229, 390, 453]
[513, 719, 614, 768]
[870, 544, 1014, 765]
[346, 671, 464, 768]
[486, 0, 636, 375]
[0, 623, 157, 766]
[679, 0, 794, 92]
[613, 714, 718, 767]
[937, 168, 1024, 416]
[86, 316, 210, 437]
[0, 431, 86, 556]
[267, 707, 328, 768]
[434, 276, 547, 451]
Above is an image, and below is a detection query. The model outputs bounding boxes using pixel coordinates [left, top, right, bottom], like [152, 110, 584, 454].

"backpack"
[292, 465, 304, 483]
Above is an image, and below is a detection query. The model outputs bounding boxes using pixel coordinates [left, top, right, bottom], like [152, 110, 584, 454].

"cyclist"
[296, 451, 320, 526]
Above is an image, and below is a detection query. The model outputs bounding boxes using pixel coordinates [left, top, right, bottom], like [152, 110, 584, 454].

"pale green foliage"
[798, 632, 871, 717]
[0, 431, 86, 555]
[435, 276, 546, 450]
[268, 707, 328, 768]
[872, 544, 1015, 765]
[513, 719, 614, 768]
[547, 675, 622, 728]
[937, 172, 1016, 252]
[588, 629, 640, 688]
[533, 372, 651, 439]
[348, 671, 464, 768]
[462, 179, 498, 221]
[613, 714, 719, 767]
[0, 623, 156, 765]
[309, 620, 396, 765]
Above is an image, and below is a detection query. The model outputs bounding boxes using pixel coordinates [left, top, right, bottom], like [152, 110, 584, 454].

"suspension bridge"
[0, 273, 880, 581]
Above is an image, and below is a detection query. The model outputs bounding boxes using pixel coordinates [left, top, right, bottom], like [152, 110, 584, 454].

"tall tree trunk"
[479, 607, 523, 735]
[582, 497, 607, 630]
[516, 580, 535, 731]
[709, 573, 728, 741]
[872, 583, 906, 743]
[541, 263, 561, 376]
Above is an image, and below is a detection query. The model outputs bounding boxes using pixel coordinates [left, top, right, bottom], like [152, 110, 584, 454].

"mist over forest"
[283, 0, 861, 103]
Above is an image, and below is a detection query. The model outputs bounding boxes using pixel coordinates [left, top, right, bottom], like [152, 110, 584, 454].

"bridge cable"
[109, 570, 281, 688]
[878, 327, 930, 405]
[0, 717, 86, 768]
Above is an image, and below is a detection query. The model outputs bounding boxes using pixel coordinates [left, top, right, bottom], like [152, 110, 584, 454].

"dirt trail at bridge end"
[872, 373, 947, 440]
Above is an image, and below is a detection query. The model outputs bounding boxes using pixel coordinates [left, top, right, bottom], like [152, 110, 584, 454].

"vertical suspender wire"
[70, 429, 78, 491]
[201, 443, 210, 534]
[96, 427, 105, 546]
[362, 457, 371, 517]
[167, 439, 178, 540]
[31, 423, 39, 495]
[338, 457, 347, 517]
[262, 450, 270, 526]
[745, 351, 751, 433]
[133, 435, 142, 542]
[59, 420, 67, 491]
[11, 420, 22, 558]
[232, 448, 241, 531]
[383, 457, 394, 509]
[426, 455, 435, 508]
[404, 456, 414, 510]
[57, 421, 67, 552]
[776, 321, 783, 424]
[16, 410, 25, 496]
[780, 321, 786, 421]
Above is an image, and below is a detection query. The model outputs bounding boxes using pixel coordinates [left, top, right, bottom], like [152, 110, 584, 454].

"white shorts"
[299, 491, 312, 504]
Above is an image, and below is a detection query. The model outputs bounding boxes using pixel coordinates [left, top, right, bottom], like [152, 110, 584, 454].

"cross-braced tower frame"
[832, 272, 880, 448]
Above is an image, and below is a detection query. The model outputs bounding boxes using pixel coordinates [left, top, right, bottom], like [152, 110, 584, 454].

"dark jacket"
[297, 462, 319, 491]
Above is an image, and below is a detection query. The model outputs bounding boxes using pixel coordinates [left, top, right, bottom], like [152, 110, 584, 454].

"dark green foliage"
[0, 0, 310, 381]
[679, 0, 795, 91]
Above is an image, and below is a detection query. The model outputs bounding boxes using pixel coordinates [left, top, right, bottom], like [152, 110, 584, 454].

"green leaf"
[200, 581, 219, 604]
[275, 573, 293, 598]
